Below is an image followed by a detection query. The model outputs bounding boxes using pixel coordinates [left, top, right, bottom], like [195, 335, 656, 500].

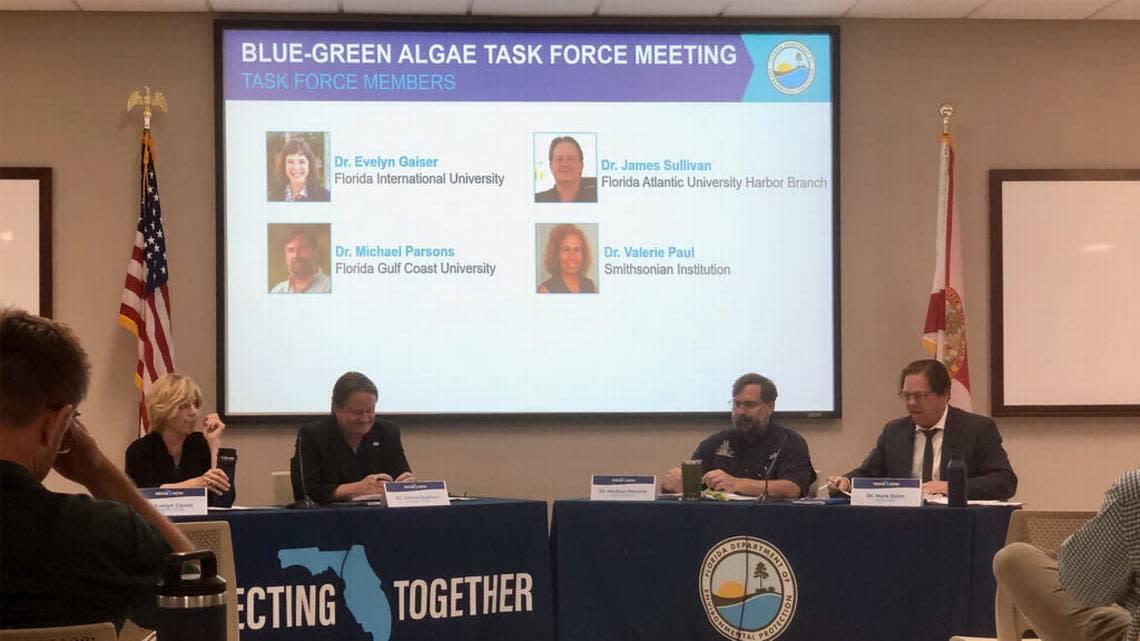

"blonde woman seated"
[126, 374, 234, 507]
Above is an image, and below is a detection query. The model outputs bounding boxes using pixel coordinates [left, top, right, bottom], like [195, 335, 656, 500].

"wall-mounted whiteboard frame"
[0, 167, 53, 317]
[989, 169, 1140, 416]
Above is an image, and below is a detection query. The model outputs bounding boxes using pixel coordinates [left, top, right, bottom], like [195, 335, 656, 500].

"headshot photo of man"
[266, 132, 331, 203]
[267, 224, 332, 294]
[534, 133, 598, 203]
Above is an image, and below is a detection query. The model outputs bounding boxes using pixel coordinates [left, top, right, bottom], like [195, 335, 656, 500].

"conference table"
[179, 498, 555, 641]
[552, 499, 1014, 641]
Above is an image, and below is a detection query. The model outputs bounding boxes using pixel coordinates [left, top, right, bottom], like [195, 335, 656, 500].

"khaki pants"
[993, 542, 1130, 641]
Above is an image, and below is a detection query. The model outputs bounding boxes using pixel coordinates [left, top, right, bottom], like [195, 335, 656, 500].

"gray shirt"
[271, 268, 330, 294]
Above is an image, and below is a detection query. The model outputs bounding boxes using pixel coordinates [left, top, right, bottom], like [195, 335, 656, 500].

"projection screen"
[216, 21, 840, 419]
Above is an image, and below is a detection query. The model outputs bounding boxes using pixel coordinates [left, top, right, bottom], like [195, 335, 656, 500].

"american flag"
[118, 130, 176, 435]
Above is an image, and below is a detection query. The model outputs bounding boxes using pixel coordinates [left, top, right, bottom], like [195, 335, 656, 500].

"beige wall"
[2, 13, 1137, 510]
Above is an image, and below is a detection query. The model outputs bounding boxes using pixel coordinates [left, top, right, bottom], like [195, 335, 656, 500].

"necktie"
[920, 429, 936, 483]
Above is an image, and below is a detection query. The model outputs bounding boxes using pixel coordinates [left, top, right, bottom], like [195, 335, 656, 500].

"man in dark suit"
[828, 359, 1017, 500]
[290, 371, 413, 504]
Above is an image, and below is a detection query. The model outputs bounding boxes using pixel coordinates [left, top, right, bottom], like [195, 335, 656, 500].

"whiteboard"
[990, 170, 1140, 415]
[0, 168, 52, 317]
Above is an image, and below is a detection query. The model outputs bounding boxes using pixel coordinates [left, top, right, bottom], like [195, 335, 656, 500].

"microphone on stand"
[289, 429, 317, 510]
[760, 434, 790, 504]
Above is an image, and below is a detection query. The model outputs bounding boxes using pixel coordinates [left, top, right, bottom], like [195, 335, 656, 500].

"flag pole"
[940, 103, 953, 135]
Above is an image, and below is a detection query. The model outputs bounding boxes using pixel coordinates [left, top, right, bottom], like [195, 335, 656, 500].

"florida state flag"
[922, 131, 972, 410]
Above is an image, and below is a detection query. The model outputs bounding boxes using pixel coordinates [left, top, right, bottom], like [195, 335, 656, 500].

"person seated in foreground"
[827, 359, 1017, 500]
[0, 308, 192, 631]
[126, 373, 234, 507]
[993, 469, 1138, 641]
[291, 371, 414, 503]
[662, 373, 816, 499]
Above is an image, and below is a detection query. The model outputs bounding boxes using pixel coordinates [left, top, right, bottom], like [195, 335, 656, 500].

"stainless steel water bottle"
[157, 550, 227, 641]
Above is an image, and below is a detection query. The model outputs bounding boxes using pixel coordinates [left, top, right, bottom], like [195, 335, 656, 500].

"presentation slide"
[218, 25, 838, 417]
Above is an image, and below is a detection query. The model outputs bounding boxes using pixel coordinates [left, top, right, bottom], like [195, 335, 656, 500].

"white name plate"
[384, 481, 451, 508]
[850, 478, 922, 507]
[141, 487, 208, 516]
[590, 475, 657, 501]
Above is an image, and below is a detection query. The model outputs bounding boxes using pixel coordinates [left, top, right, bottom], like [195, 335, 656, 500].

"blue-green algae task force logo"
[700, 536, 797, 640]
[767, 41, 816, 95]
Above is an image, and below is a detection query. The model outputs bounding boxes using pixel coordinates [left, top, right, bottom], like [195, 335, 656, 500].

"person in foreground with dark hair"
[535, 136, 597, 203]
[994, 469, 1138, 641]
[0, 308, 192, 631]
[662, 373, 816, 499]
[291, 371, 414, 503]
[827, 358, 1017, 500]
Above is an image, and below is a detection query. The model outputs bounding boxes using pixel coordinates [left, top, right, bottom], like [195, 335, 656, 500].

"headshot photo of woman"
[537, 223, 598, 294]
[267, 133, 330, 202]
[125, 373, 235, 507]
[535, 135, 598, 203]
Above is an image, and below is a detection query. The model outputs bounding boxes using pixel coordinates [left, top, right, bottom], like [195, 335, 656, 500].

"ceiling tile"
[597, 0, 726, 17]
[473, 0, 597, 16]
[1090, 0, 1140, 18]
[847, 0, 987, 18]
[0, 0, 77, 9]
[343, 0, 470, 14]
[76, 0, 206, 9]
[3, 0, 1138, 19]
[969, 0, 1117, 19]
[724, 0, 856, 18]
[213, 0, 338, 11]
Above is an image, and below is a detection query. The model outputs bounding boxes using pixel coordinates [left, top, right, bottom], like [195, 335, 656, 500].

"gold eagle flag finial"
[127, 86, 168, 131]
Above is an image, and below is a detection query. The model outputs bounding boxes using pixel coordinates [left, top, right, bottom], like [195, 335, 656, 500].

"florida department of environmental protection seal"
[699, 536, 797, 640]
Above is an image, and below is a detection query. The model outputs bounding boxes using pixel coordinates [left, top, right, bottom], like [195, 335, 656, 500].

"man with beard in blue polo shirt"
[663, 373, 816, 499]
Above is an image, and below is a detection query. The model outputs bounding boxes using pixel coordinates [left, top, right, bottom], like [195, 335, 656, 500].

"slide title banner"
[225, 31, 831, 102]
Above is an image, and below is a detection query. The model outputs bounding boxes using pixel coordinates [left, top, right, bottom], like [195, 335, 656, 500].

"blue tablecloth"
[552, 500, 1013, 641]
[180, 499, 555, 641]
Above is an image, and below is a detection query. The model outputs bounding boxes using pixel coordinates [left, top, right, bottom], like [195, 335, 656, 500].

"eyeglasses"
[897, 391, 933, 403]
[338, 408, 375, 419]
[729, 400, 763, 410]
